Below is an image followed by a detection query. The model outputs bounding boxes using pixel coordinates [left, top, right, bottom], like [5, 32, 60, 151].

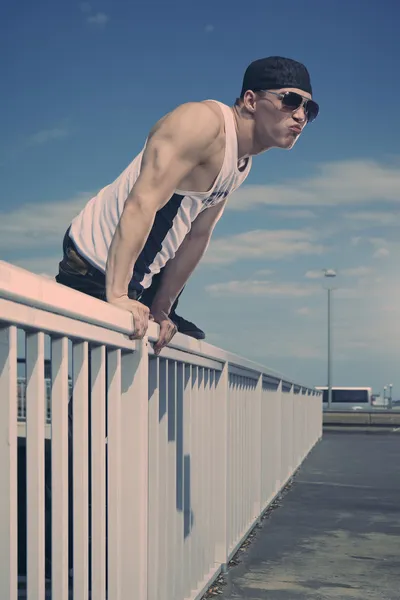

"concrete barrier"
[324, 412, 370, 425]
[370, 412, 400, 426]
[324, 411, 400, 427]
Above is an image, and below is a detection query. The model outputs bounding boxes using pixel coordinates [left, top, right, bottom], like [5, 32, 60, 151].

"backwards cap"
[240, 56, 312, 97]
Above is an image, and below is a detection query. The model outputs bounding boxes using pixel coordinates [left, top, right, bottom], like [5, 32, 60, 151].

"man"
[56, 56, 318, 355]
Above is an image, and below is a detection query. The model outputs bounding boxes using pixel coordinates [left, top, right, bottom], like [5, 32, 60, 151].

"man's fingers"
[129, 308, 150, 340]
[154, 321, 177, 355]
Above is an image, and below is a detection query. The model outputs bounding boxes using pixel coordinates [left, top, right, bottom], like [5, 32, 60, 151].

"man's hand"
[108, 296, 152, 340]
[150, 309, 177, 356]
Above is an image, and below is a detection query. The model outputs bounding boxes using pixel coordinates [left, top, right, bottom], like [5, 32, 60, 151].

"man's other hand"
[151, 309, 177, 356]
[108, 296, 152, 340]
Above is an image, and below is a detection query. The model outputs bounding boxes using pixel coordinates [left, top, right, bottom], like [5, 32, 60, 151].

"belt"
[64, 237, 103, 278]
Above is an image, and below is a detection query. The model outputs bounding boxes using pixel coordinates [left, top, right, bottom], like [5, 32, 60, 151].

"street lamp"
[389, 384, 393, 409]
[324, 269, 337, 410]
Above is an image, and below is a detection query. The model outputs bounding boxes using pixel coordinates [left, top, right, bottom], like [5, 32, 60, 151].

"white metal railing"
[0, 260, 323, 600]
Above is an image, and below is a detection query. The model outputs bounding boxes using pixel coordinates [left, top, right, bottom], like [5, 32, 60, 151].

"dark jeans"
[55, 228, 182, 314]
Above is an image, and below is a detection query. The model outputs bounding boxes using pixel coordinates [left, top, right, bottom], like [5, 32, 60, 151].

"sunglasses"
[260, 90, 319, 123]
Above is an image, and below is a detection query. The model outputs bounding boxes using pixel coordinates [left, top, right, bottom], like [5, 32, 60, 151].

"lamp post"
[324, 269, 337, 410]
[389, 384, 393, 410]
[383, 386, 387, 408]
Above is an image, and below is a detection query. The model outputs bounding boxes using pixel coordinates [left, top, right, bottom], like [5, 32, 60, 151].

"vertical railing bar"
[175, 361, 184, 600]
[229, 373, 235, 554]
[51, 336, 70, 600]
[239, 376, 243, 538]
[26, 331, 46, 600]
[182, 364, 192, 599]
[198, 366, 205, 577]
[119, 341, 149, 600]
[201, 365, 206, 572]
[0, 325, 18, 600]
[90, 345, 106, 600]
[107, 348, 122, 600]
[233, 375, 238, 545]
[202, 367, 210, 573]
[207, 369, 214, 571]
[190, 365, 199, 587]
[245, 379, 249, 526]
[148, 356, 160, 600]
[167, 359, 177, 600]
[157, 358, 168, 599]
[72, 341, 89, 600]
[254, 374, 262, 520]
[244, 379, 248, 526]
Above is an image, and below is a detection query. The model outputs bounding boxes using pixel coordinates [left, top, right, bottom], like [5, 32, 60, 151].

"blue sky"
[1, 0, 400, 396]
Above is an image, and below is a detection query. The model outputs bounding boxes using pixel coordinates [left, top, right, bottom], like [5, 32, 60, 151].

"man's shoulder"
[148, 100, 225, 155]
[161, 100, 224, 134]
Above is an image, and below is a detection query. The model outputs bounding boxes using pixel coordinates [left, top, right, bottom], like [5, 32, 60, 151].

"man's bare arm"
[105, 102, 221, 302]
[151, 199, 228, 317]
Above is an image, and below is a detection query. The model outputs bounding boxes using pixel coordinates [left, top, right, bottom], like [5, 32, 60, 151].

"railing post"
[119, 338, 149, 600]
[107, 348, 122, 600]
[50, 336, 70, 600]
[254, 373, 263, 522]
[214, 362, 229, 572]
[26, 331, 46, 600]
[0, 325, 18, 600]
[72, 340, 89, 600]
[276, 380, 283, 493]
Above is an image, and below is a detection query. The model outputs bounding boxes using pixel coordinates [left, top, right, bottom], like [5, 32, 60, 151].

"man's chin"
[278, 135, 299, 150]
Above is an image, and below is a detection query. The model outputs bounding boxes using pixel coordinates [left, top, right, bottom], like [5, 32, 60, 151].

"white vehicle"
[315, 386, 372, 410]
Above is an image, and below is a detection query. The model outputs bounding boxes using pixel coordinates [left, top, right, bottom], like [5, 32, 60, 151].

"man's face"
[251, 87, 313, 150]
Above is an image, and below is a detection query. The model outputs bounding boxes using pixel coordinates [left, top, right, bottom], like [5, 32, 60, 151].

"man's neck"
[230, 104, 272, 159]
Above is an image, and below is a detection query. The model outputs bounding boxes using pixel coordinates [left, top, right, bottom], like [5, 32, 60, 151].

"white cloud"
[79, 2, 109, 26]
[296, 307, 312, 316]
[368, 237, 388, 248]
[27, 127, 70, 146]
[344, 210, 400, 227]
[341, 266, 372, 277]
[203, 229, 325, 265]
[305, 266, 373, 279]
[305, 269, 324, 279]
[199, 250, 400, 376]
[253, 268, 274, 277]
[270, 209, 317, 219]
[373, 247, 390, 258]
[363, 237, 391, 259]
[87, 12, 109, 26]
[227, 158, 400, 210]
[12, 256, 60, 278]
[0, 192, 93, 251]
[206, 279, 321, 298]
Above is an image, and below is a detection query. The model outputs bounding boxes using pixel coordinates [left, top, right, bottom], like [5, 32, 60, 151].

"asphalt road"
[215, 430, 400, 600]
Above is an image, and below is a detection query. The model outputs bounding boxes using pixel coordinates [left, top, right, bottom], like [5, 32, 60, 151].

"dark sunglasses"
[260, 90, 319, 123]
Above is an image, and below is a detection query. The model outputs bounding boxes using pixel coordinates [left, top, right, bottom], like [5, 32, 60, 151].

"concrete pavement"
[213, 431, 400, 600]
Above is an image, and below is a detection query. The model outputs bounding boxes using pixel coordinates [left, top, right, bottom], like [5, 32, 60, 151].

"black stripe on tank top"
[132, 193, 185, 285]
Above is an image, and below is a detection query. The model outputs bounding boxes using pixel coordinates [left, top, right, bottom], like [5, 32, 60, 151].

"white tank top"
[69, 100, 252, 292]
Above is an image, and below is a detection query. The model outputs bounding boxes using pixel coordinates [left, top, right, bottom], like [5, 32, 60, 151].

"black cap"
[240, 56, 313, 97]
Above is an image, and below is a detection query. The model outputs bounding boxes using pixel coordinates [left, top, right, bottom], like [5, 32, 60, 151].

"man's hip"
[56, 228, 141, 301]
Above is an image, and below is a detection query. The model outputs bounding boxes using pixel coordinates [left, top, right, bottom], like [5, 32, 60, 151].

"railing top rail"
[0, 260, 133, 335]
[0, 260, 320, 392]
